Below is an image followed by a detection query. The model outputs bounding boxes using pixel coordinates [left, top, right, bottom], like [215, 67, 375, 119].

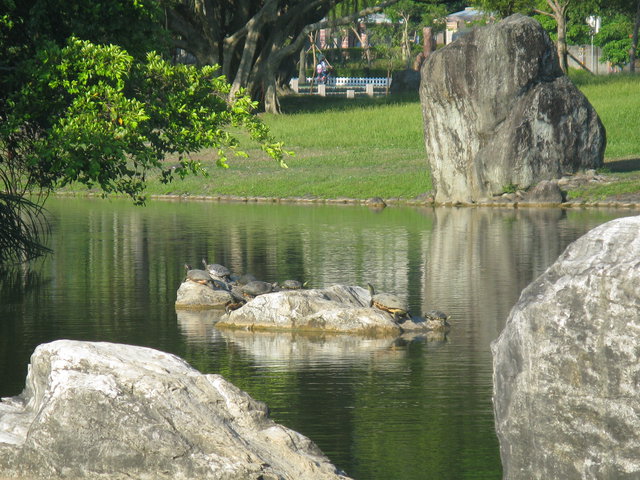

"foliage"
[470, 0, 534, 17]
[367, 0, 448, 70]
[0, 1, 290, 264]
[594, 14, 633, 67]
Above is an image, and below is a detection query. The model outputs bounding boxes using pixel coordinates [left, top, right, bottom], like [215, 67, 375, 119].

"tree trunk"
[631, 0, 640, 73]
[227, 0, 279, 96]
[401, 13, 411, 69]
[298, 46, 307, 81]
[351, 24, 371, 67]
[166, 0, 401, 112]
[556, 12, 568, 72]
[546, 0, 569, 73]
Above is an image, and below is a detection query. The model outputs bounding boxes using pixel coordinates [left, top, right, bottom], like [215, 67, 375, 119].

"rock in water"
[218, 285, 401, 335]
[175, 280, 233, 309]
[0, 340, 351, 480]
[420, 14, 605, 203]
[492, 216, 640, 479]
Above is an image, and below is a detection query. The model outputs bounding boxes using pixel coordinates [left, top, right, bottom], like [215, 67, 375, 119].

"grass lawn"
[140, 94, 430, 200]
[59, 75, 640, 202]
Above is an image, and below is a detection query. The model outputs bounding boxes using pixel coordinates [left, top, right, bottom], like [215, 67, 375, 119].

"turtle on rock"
[202, 259, 231, 282]
[367, 283, 411, 322]
[225, 287, 247, 313]
[235, 273, 258, 286]
[184, 264, 213, 288]
[280, 279, 308, 290]
[242, 280, 277, 299]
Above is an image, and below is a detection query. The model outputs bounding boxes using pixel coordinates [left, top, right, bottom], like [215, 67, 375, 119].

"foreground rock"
[0, 340, 351, 480]
[420, 14, 605, 204]
[492, 216, 640, 479]
[175, 280, 233, 309]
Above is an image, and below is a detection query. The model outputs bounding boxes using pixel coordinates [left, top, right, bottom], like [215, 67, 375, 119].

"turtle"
[425, 310, 451, 331]
[280, 279, 308, 290]
[202, 259, 231, 281]
[235, 273, 258, 286]
[184, 264, 213, 287]
[367, 283, 411, 322]
[242, 280, 276, 299]
[225, 287, 247, 313]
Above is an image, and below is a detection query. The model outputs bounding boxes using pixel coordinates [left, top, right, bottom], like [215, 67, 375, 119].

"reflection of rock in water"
[423, 207, 567, 348]
[220, 329, 405, 370]
[176, 309, 226, 343]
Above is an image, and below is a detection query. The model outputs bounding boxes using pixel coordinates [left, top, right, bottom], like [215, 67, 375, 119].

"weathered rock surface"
[523, 179, 564, 204]
[492, 215, 640, 479]
[0, 340, 351, 480]
[175, 280, 233, 309]
[420, 14, 605, 203]
[218, 285, 403, 335]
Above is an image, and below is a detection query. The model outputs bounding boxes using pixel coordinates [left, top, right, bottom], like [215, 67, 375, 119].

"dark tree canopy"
[165, 0, 406, 113]
[0, 0, 288, 265]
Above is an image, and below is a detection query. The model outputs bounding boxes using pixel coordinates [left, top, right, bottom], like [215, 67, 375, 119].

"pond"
[0, 198, 636, 480]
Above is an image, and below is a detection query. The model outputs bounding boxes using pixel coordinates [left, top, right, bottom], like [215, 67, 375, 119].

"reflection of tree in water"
[0, 263, 48, 301]
[0, 193, 52, 264]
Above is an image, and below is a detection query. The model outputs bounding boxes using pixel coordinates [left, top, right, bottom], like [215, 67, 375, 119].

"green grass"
[58, 78, 640, 202]
[127, 93, 431, 200]
[574, 74, 640, 161]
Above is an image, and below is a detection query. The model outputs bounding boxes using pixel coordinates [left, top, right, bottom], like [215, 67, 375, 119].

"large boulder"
[492, 216, 640, 479]
[0, 340, 351, 480]
[218, 285, 402, 335]
[420, 14, 605, 203]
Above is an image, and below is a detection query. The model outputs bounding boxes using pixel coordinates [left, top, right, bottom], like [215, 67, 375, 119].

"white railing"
[291, 77, 388, 87]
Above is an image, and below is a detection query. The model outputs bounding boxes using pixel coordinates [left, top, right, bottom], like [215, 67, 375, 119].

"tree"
[605, 0, 640, 71]
[366, 0, 449, 74]
[471, 0, 605, 73]
[383, 0, 448, 68]
[0, 0, 289, 265]
[471, 0, 533, 17]
[536, 0, 571, 72]
[594, 13, 633, 69]
[165, 0, 404, 113]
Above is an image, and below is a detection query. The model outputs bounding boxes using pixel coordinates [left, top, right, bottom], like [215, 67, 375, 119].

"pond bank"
[53, 191, 640, 210]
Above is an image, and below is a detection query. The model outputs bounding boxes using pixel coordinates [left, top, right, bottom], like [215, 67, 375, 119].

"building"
[445, 7, 483, 44]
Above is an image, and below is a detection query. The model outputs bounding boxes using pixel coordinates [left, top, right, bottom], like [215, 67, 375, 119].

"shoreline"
[52, 191, 640, 210]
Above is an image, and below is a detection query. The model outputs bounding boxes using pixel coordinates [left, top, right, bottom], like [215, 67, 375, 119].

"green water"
[0, 198, 635, 479]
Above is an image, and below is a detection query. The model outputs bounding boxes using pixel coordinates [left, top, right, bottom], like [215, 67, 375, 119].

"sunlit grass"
[57, 78, 640, 202]
[576, 74, 640, 160]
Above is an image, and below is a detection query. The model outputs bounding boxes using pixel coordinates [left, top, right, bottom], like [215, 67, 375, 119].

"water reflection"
[176, 310, 225, 343]
[0, 198, 636, 480]
[218, 328, 400, 367]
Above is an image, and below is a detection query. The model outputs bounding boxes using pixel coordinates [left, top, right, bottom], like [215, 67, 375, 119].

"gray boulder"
[0, 340, 351, 480]
[492, 215, 640, 479]
[175, 280, 233, 309]
[218, 285, 402, 335]
[523, 179, 564, 204]
[420, 14, 605, 203]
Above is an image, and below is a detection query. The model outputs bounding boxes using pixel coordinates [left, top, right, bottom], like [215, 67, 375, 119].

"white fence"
[291, 77, 388, 87]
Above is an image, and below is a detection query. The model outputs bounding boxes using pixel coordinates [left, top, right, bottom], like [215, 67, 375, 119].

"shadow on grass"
[278, 92, 420, 114]
[605, 158, 640, 173]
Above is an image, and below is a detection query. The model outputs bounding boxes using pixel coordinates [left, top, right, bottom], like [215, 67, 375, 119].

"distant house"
[446, 7, 483, 44]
